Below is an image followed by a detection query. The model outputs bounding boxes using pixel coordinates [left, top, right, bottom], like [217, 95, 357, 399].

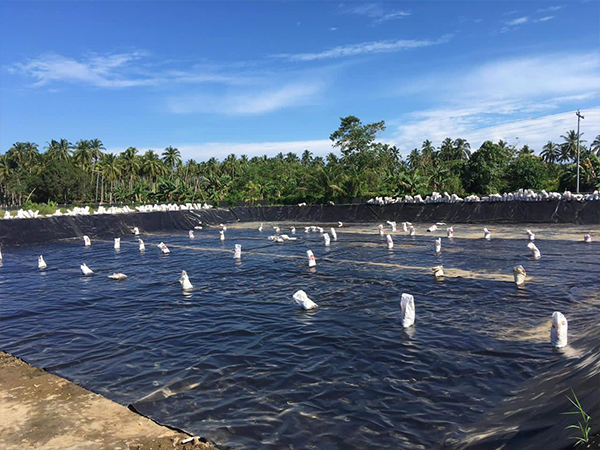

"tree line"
[1, 116, 600, 207]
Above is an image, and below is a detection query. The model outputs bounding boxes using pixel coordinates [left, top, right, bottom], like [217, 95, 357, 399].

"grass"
[562, 390, 592, 446]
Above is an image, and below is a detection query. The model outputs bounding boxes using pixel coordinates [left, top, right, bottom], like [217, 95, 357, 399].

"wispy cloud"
[392, 52, 600, 151]
[506, 16, 529, 26]
[537, 5, 564, 13]
[8, 51, 255, 89]
[272, 34, 452, 62]
[535, 16, 555, 22]
[167, 81, 324, 115]
[503, 10, 519, 16]
[338, 3, 411, 25]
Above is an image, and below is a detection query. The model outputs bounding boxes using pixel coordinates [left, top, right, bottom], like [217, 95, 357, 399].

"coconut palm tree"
[592, 135, 600, 155]
[141, 150, 165, 190]
[540, 141, 560, 164]
[45, 138, 72, 161]
[119, 147, 140, 191]
[73, 140, 93, 170]
[99, 153, 121, 203]
[560, 130, 586, 163]
[453, 138, 471, 160]
[162, 146, 181, 175]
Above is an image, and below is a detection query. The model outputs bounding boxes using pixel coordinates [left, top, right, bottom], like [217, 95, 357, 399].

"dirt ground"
[0, 351, 218, 450]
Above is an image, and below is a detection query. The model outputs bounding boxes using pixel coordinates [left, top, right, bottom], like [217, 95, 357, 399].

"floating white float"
[527, 229, 535, 241]
[234, 244, 242, 260]
[38, 255, 47, 269]
[0, 247, 3, 260]
[400, 293, 415, 328]
[108, 272, 127, 280]
[114, 238, 120, 250]
[432, 265, 444, 278]
[483, 228, 491, 240]
[338, 221, 343, 228]
[447, 227, 454, 238]
[139, 239, 145, 251]
[527, 242, 541, 259]
[132, 227, 140, 236]
[434, 238, 441, 254]
[80, 263, 93, 275]
[551, 311, 568, 348]
[293, 289, 318, 310]
[307, 250, 316, 267]
[291, 227, 296, 234]
[274, 226, 281, 233]
[189, 230, 194, 239]
[427, 224, 438, 232]
[330, 228, 337, 241]
[179, 270, 193, 290]
[402, 222, 408, 232]
[219, 230, 225, 241]
[386, 234, 394, 249]
[409, 226, 416, 237]
[379, 224, 384, 237]
[158, 242, 170, 254]
[258, 223, 263, 232]
[513, 265, 526, 285]
[387, 221, 397, 232]
[324, 233, 331, 247]
[584, 233, 592, 243]
[83, 235, 91, 247]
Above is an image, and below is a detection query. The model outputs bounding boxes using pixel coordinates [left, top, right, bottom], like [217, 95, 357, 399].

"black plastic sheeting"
[2, 200, 600, 247]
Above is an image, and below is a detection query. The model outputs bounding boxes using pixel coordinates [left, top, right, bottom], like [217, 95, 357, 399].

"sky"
[1, 0, 599, 161]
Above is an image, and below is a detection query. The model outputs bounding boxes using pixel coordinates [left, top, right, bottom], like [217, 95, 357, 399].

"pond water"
[1, 223, 599, 449]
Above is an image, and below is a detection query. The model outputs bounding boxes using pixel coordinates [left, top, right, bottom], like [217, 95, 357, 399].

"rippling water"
[1, 223, 599, 449]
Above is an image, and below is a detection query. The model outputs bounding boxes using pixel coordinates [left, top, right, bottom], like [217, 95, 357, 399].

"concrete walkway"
[0, 351, 217, 450]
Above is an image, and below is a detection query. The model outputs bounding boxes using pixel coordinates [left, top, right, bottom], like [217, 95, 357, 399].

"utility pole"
[576, 110, 585, 194]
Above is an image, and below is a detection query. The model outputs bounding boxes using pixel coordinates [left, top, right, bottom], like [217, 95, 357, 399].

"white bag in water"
[83, 235, 91, 247]
[80, 263, 93, 275]
[307, 250, 317, 267]
[139, 239, 145, 251]
[324, 233, 331, 247]
[0, 247, 3, 260]
[432, 265, 444, 278]
[387, 221, 397, 232]
[400, 293, 415, 328]
[447, 227, 454, 238]
[402, 222, 408, 232]
[317, 227, 324, 234]
[386, 234, 394, 249]
[179, 270, 193, 290]
[330, 228, 337, 241]
[513, 265, 526, 285]
[234, 244, 242, 260]
[338, 221, 343, 228]
[158, 242, 170, 254]
[483, 228, 491, 240]
[258, 223, 263, 232]
[527, 242, 541, 259]
[108, 272, 127, 280]
[304, 227, 310, 233]
[293, 289, 318, 310]
[409, 226, 416, 237]
[114, 238, 120, 250]
[38, 255, 47, 269]
[291, 227, 296, 234]
[434, 238, 441, 254]
[427, 224, 438, 232]
[219, 230, 225, 241]
[221, 224, 227, 231]
[379, 224, 384, 237]
[274, 226, 280, 233]
[584, 233, 592, 243]
[189, 230, 194, 239]
[526, 229, 535, 241]
[551, 311, 568, 348]
[132, 227, 140, 236]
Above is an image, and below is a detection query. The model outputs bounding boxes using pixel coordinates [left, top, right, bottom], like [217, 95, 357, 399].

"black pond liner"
[0, 220, 599, 449]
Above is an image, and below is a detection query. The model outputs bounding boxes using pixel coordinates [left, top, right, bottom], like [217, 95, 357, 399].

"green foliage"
[562, 390, 592, 446]
[506, 154, 549, 191]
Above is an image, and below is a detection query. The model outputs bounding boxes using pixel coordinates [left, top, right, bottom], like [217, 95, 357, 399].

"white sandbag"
[291, 227, 296, 234]
[108, 272, 127, 280]
[527, 242, 541, 259]
[221, 224, 227, 231]
[324, 233, 331, 247]
[114, 238, 121, 250]
[179, 270, 193, 290]
[386, 234, 394, 249]
[400, 293, 415, 328]
[402, 222, 408, 232]
[483, 228, 491, 240]
[304, 227, 310, 233]
[219, 230, 225, 241]
[258, 223, 263, 232]
[434, 238, 441, 254]
[513, 265, 526, 285]
[158, 242, 170, 254]
[274, 226, 281, 233]
[307, 250, 317, 267]
[338, 221, 343, 228]
[379, 224, 384, 237]
[551, 311, 568, 348]
[409, 226, 416, 237]
[80, 263, 93, 275]
[189, 230, 194, 239]
[292, 290, 318, 310]
[234, 244, 242, 260]
[584, 233, 592, 243]
[330, 228, 337, 241]
[139, 239, 145, 251]
[447, 227, 454, 238]
[38, 255, 47, 269]
[387, 221, 397, 232]
[132, 227, 140, 236]
[432, 265, 444, 278]
[527, 229, 535, 241]
[427, 224, 438, 232]
[83, 235, 91, 247]
[0, 247, 3, 260]
[317, 227, 324, 234]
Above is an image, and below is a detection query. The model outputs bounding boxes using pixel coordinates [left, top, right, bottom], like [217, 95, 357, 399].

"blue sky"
[1, 1, 599, 161]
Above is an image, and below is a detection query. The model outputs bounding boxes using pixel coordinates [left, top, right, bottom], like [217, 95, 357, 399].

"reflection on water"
[1, 222, 599, 449]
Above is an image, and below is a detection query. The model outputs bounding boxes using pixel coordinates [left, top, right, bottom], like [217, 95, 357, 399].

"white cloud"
[536, 16, 555, 22]
[506, 16, 529, 26]
[272, 34, 452, 62]
[536, 5, 564, 13]
[338, 3, 411, 25]
[392, 52, 600, 151]
[167, 81, 324, 115]
[503, 10, 519, 16]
